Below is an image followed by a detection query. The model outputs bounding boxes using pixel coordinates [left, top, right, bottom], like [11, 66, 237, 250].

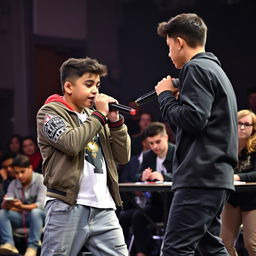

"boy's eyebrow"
[84, 79, 101, 85]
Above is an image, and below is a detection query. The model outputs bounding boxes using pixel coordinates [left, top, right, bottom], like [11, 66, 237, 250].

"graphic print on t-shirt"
[85, 136, 104, 174]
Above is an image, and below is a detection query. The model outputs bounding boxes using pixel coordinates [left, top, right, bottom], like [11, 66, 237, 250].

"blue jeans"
[0, 208, 45, 249]
[40, 199, 128, 256]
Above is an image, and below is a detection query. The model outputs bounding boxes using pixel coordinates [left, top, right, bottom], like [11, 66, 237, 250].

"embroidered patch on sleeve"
[43, 114, 67, 142]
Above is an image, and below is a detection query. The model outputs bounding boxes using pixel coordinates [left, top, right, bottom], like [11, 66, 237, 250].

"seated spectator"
[7, 134, 22, 155]
[131, 112, 153, 156]
[119, 135, 150, 183]
[0, 152, 16, 205]
[0, 154, 46, 256]
[220, 109, 256, 256]
[118, 135, 150, 242]
[120, 122, 175, 256]
[22, 136, 43, 173]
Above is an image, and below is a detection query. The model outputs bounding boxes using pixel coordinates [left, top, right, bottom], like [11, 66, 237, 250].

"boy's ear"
[63, 81, 73, 95]
[176, 37, 185, 50]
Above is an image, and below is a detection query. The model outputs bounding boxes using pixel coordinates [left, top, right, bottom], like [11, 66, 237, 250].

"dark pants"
[161, 188, 230, 256]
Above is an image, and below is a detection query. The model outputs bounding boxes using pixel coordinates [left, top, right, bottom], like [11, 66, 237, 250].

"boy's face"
[22, 139, 36, 156]
[146, 133, 168, 157]
[65, 73, 100, 112]
[166, 37, 185, 69]
[1, 158, 15, 177]
[14, 166, 33, 186]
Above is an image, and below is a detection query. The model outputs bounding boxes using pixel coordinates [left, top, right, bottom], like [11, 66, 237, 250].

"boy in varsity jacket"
[37, 57, 131, 256]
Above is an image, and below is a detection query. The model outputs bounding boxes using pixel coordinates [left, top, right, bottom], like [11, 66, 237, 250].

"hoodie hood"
[44, 94, 73, 111]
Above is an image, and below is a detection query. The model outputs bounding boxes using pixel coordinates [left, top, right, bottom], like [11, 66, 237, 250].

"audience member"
[0, 154, 46, 256]
[122, 122, 175, 256]
[7, 134, 22, 155]
[22, 136, 43, 173]
[131, 112, 153, 156]
[0, 152, 16, 205]
[119, 135, 150, 183]
[118, 135, 150, 243]
[221, 109, 256, 256]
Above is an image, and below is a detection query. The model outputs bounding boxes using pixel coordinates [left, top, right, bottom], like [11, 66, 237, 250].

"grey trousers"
[40, 200, 128, 256]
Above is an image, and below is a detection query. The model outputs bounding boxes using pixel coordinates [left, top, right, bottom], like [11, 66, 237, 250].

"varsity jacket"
[37, 94, 131, 206]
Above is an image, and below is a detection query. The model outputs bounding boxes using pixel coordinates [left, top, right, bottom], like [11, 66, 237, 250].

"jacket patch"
[43, 114, 67, 142]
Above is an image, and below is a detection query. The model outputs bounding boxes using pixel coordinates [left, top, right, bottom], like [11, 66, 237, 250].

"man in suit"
[132, 122, 175, 256]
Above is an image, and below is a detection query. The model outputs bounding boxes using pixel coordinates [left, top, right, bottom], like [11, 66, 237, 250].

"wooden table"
[118, 181, 256, 234]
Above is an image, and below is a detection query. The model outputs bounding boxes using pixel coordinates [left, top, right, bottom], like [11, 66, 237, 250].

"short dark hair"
[157, 13, 207, 48]
[143, 122, 167, 138]
[60, 57, 108, 93]
[12, 154, 31, 168]
[0, 152, 16, 166]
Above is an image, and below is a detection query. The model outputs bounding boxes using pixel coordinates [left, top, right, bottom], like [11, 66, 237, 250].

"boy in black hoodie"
[155, 13, 238, 255]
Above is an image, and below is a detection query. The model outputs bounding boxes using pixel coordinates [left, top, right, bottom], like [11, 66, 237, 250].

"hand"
[2, 198, 21, 211]
[107, 96, 119, 122]
[148, 172, 164, 182]
[155, 75, 179, 96]
[234, 174, 240, 181]
[94, 93, 110, 116]
[11, 199, 23, 209]
[141, 168, 153, 181]
[94, 94, 119, 122]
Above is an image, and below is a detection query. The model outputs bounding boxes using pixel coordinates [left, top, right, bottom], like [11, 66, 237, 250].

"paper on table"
[234, 181, 246, 185]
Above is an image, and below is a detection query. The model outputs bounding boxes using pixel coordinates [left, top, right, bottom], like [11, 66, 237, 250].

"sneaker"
[0, 243, 19, 254]
[24, 247, 37, 256]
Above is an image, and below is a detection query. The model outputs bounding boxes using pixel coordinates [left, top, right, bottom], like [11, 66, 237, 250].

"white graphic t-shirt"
[76, 112, 115, 209]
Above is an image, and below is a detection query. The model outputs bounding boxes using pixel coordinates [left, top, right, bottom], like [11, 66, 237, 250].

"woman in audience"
[22, 136, 42, 173]
[221, 109, 256, 255]
[7, 134, 22, 155]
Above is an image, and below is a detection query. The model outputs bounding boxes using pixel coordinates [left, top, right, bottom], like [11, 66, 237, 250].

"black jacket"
[228, 150, 256, 211]
[138, 142, 175, 181]
[158, 52, 238, 191]
[137, 142, 175, 207]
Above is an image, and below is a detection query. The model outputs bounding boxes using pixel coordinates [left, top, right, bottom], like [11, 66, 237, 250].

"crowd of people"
[0, 12, 256, 256]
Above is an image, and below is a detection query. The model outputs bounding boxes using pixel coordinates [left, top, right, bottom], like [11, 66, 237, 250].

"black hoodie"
[158, 52, 238, 191]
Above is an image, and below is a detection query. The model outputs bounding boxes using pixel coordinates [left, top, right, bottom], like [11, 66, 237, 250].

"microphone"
[135, 78, 180, 106]
[109, 103, 136, 116]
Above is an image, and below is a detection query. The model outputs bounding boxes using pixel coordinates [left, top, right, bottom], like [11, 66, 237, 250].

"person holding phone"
[0, 154, 46, 256]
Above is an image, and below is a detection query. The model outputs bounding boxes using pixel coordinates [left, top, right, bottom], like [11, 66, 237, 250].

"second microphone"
[135, 78, 180, 106]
